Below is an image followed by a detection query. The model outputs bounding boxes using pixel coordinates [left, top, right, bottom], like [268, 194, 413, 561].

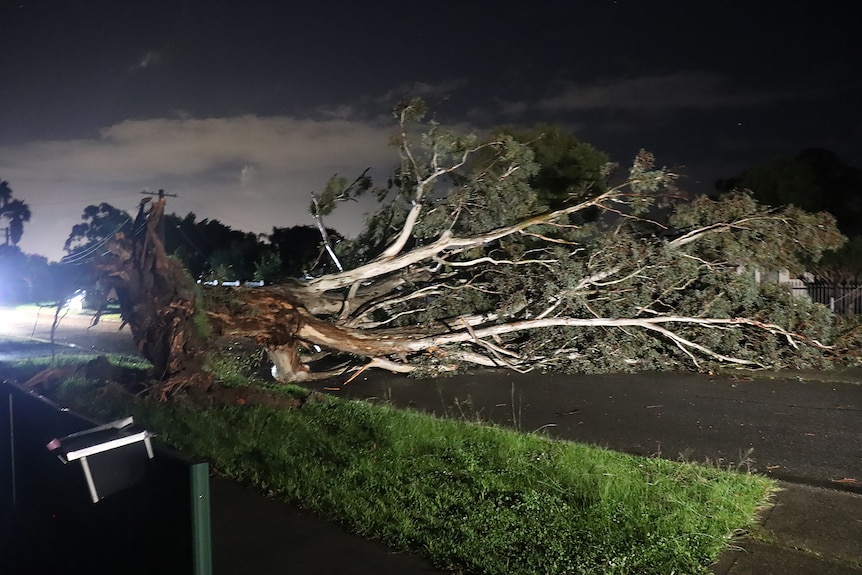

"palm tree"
[0, 180, 12, 204]
[0, 179, 32, 246]
[4, 199, 31, 246]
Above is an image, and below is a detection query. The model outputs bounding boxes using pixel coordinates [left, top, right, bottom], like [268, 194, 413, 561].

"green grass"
[3, 352, 149, 369]
[202, 343, 270, 387]
[0, 337, 149, 373]
[45, 374, 775, 575]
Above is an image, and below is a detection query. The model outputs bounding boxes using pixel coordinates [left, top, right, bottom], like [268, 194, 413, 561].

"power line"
[59, 216, 132, 265]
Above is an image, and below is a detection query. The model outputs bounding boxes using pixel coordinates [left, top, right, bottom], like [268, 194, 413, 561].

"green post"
[190, 462, 212, 575]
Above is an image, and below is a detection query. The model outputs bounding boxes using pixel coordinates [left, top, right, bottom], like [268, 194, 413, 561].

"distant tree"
[63, 205, 289, 283]
[164, 213, 267, 280]
[253, 252, 284, 283]
[502, 124, 611, 210]
[717, 149, 862, 236]
[64, 202, 133, 255]
[718, 149, 862, 281]
[816, 236, 862, 283]
[206, 237, 265, 281]
[0, 245, 62, 304]
[163, 213, 209, 278]
[0, 245, 29, 302]
[267, 225, 341, 279]
[0, 179, 32, 247]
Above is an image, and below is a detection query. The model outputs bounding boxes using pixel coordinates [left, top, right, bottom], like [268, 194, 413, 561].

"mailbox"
[47, 416, 155, 503]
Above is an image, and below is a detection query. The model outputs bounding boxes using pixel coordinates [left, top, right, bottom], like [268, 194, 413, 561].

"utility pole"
[140, 189, 177, 201]
[140, 189, 177, 244]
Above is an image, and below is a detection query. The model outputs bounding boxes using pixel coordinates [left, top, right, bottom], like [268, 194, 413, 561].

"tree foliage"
[0, 244, 95, 307]
[163, 212, 266, 280]
[500, 123, 611, 210]
[65, 202, 133, 255]
[265, 225, 342, 280]
[163, 215, 333, 282]
[717, 149, 862, 282]
[64, 203, 329, 283]
[0, 179, 32, 247]
[717, 148, 862, 236]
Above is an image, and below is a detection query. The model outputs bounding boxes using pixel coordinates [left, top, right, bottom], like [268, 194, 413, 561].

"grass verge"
[35, 369, 776, 575]
[0, 337, 149, 374]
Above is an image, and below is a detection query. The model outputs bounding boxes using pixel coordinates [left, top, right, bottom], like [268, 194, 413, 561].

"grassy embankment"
[2, 347, 774, 575]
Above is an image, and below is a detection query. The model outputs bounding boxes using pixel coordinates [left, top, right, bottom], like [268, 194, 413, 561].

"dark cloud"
[536, 73, 822, 112]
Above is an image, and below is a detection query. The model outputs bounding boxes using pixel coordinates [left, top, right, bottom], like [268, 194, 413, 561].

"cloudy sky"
[1, 0, 859, 261]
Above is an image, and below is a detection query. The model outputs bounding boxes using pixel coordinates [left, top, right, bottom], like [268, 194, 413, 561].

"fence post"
[190, 461, 212, 575]
[8, 393, 15, 508]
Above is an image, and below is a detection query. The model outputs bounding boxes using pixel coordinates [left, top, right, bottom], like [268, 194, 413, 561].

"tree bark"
[97, 198, 206, 379]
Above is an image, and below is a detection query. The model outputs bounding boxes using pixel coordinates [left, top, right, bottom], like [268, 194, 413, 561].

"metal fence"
[791, 283, 862, 316]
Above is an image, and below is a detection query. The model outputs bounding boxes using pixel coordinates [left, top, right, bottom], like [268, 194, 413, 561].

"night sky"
[1, 0, 859, 261]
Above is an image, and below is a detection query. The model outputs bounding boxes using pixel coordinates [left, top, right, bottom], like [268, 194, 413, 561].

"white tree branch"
[303, 178, 659, 294]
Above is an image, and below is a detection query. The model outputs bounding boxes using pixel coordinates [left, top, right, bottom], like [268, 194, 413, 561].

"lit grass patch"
[0, 343, 149, 373]
[39, 353, 149, 371]
[49, 383, 774, 575]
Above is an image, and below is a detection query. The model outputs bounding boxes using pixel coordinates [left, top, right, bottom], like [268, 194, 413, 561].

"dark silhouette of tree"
[164, 213, 267, 280]
[65, 202, 133, 255]
[718, 149, 862, 282]
[267, 225, 342, 279]
[717, 148, 862, 237]
[502, 124, 611, 211]
[0, 179, 32, 247]
[0, 245, 64, 304]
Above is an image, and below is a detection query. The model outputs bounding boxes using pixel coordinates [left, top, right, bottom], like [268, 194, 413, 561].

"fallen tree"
[93, 102, 845, 387]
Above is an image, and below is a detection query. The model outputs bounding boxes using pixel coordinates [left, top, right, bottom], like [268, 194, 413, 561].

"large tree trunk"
[97, 198, 206, 379]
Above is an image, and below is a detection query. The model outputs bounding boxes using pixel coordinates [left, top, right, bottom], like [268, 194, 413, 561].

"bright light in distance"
[0, 306, 30, 332]
[65, 293, 85, 313]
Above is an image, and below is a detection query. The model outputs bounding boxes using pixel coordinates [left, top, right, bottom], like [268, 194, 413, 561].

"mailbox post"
[47, 416, 155, 503]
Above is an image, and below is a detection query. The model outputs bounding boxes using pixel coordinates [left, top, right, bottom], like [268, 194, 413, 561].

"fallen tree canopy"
[93, 102, 845, 387]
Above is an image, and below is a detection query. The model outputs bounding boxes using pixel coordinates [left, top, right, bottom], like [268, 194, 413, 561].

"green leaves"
[64, 202, 132, 254]
[309, 170, 373, 218]
[284, 104, 848, 375]
[499, 124, 611, 210]
[670, 191, 846, 274]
